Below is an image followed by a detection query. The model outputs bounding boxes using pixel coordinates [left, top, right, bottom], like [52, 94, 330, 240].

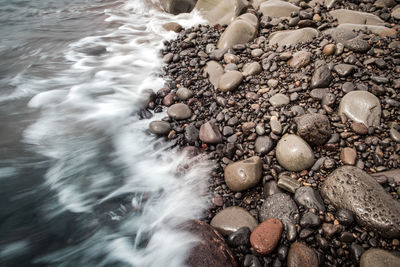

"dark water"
[0, 1, 210, 266]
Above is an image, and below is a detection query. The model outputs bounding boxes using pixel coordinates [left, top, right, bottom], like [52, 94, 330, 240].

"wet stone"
[167, 103, 192, 120]
[263, 180, 284, 197]
[149, 121, 171, 135]
[294, 186, 326, 211]
[334, 64, 356, 77]
[336, 209, 355, 226]
[211, 206, 258, 236]
[185, 124, 199, 144]
[277, 173, 301, 193]
[176, 87, 193, 100]
[227, 227, 251, 248]
[311, 64, 332, 88]
[350, 243, 365, 263]
[340, 147, 357, 165]
[199, 122, 222, 144]
[250, 218, 283, 255]
[287, 242, 319, 267]
[255, 136, 274, 155]
[224, 156, 263, 191]
[360, 248, 400, 267]
[300, 212, 321, 228]
[244, 255, 261, 267]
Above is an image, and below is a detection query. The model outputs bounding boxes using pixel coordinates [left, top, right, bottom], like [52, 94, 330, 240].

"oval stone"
[218, 71, 243, 92]
[167, 103, 192, 120]
[276, 134, 315, 172]
[360, 248, 400, 267]
[250, 218, 283, 255]
[224, 156, 263, 191]
[211, 206, 258, 236]
[287, 242, 318, 267]
[149, 121, 171, 135]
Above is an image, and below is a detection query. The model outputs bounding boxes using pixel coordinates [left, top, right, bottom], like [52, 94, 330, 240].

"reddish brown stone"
[287, 242, 319, 267]
[250, 218, 283, 254]
[340, 147, 357, 165]
[163, 92, 176, 106]
[182, 220, 237, 267]
[242, 122, 256, 135]
[351, 122, 368, 135]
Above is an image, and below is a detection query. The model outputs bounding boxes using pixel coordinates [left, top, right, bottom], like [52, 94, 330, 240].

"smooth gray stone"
[176, 87, 193, 100]
[270, 116, 282, 135]
[218, 71, 243, 92]
[167, 103, 192, 120]
[224, 156, 263, 191]
[194, 0, 248, 26]
[321, 166, 400, 238]
[294, 186, 326, 211]
[269, 93, 290, 107]
[211, 206, 258, 235]
[217, 14, 258, 49]
[149, 121, 171, 135]
[160, 0, 196, 15]
[242, 62, 262, 76]
[333, 64, 356, 77]
[268, 28, 319, 46]
[259, 0, 300, 18]
[205, 60, 224, 88]
[329, 9, 385, 25]
[255, 136, 274, 155]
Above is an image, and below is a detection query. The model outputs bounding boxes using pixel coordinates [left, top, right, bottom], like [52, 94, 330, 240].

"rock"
[294, 186, 326, 211]
[167, 103, 192, 120]
[342, 82, 355, 93]
[329, 9, 385, 25]
[251, 48, 263, 58]
[343, 34, 372, 52]
[276, 134, 315, 172]
[218, 71, 243, 92]
[211, 206, 258, 235]
[277, 173, 301, 193]
[270, 116, 282, 135]
[288, 51, 312, 68]
[255, 136, 274, 155]
[310, 88, 330, 99]
[242, 122, 256, 134]
[250, 218, 283, 255]
[287, 242, 319, 267]
[322, 223, 343, 238]
[182, 220, 237, 267]
[392, 6, 400, 20]
[149, 121, 171, 135]
[336, 24, 397, 37]
[209, 48, 227, 60]
[300, 212, 321, 228]
[374, 0, 396, 8]
[176, 87, 193, 100]
[338, 91, 381, 127]
[199, 122, 222, 144]
[259, 193, 299, 241]
[204, 61, 224, 88]
[242, 62, 262, 76]
[263, 180, 284, 197]
[227, 227, 251, 247]
[351, 122, 368, 135]
[162, 22, 183, 32]
[371, 169, 400, 184]
[295, 113, 331, 146]
[321, 166, 400, 238]
[217, 14, 258, 49]
[185, 124, 199, 144]
[350, 243, 365, 262]
[340, 147, 357, 165]
[244, 255, 261, 267]
[311, 64, 332, 88]
[224, 53, 240, 64]
[322, 44, 335, 56]
[390, 126, 400, 143]
[360, 248, 400, 267]
[268, 28, 319, 47]
[269, 93, 290, 107]
[336, 209, 355, 226]
[163, 92, 175, 106]
[160, 0, 196, 15]
[333, 64, 356, 77]
[224, 156, 263, 191]
[194, 0, 248, 26]
[259, 0, 300, 18]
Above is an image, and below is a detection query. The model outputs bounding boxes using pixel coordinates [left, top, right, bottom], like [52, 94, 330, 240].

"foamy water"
[0, 0, 212, 266]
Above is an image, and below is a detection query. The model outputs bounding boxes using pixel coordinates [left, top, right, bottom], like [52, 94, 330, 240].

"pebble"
[210, 206, 258, 235]
[269, 93, 290, 107]
[242, 62, 262, 76]
[295, 113, 331, 146]
[322, 44, 335, 56]
[199, 121, 222, 144]
[360, 248, 400, 267]
[167, 103, 192, 120]
[176, 87, 193, 100]
[287, 242, 319, 267]
[205, 60, 224, 88]
[300, 212, 321, 228]
[270, 116, 282, 135]
[250, 218, 283, 255]
[311, 64, 332, 88]
[263, 180, 284, 197]
[277, 173, 301, 193]
[294, 186, 326, 211]
[224, 156, 263, 191]
[351, 122, 368, 135]
[333, 64, 356, 77]
[227, 227, 251, 247]
[218, 70, 243, 92]
[336, 209, 355, 226]
[340, 147, 357, 165]
[184, 124, 199, 144]
[149, 121, 171, 135]
[288, 51, 311, 68]
[342, 82, 355, 93]
[390, 126, 400, 143]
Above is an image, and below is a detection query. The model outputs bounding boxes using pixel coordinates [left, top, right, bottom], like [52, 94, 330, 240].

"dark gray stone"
[294, 186, 326, 211]
[227, 227, 251, 247]
[334, 64, 356, 77]
[300, 212, 321, 228]
[311, 65, 332, 88]
[255, 136, 274, 155]
[185, 124, 199, 144]
[296, 113, 331, 146]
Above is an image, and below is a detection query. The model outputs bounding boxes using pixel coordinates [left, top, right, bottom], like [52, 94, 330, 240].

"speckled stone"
[269, 93, 290, 107]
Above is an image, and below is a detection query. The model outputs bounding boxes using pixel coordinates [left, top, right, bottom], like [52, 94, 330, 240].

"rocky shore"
[147, 0, 400, 266]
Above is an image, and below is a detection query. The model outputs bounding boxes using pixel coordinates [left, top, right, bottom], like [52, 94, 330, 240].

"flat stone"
[336, 23, 397, 37]
[224, 156, 263, 191]
[250, 218, 283, 255]
[333, 64, 356, 77]
[269, 28, 319, 46]
[329, 9, 385, 25]
[288, 51, 311, 68]
[296, 113, 331, 146]
[205, 61, 224, 88]
[269, 93, 290, 107]
[270, 116, 282, 135]
[287, 242, 318, 267]
[217, 14, 258, 49]
[211, 206, 258, 235]
[162, 22, 183, 32]
[176, 87, 193, 100]
[194, 0, 247, 26]
[360, 248, 400, 267]
[276, 134, 315, 172]
[310, 88, 330, 99]
[259, 193, 299, 241]
[340, 147, 357, 165]
[259, 0, 300, 18]
[182, 220, 237, 267]
[338, 91, 381, 127]
[242, 62, 262, 76]
[167, 103, 192, 120]
[218, 71, 243, 92]
[294, 186, 326, 211]
[199, 122, 222, 144]
[255, 136, 274, 155]
[149, 121, 171, 135]
[277, 173, 301, 193]
[321, 166, 400, 238]
[311, 64, 332, 88]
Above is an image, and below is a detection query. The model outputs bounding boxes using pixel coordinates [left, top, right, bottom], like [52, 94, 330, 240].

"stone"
[342, 82, 355, 93]
[255, 136, 274, 155]
[300, 212, 321, 228]
[295, 113, 331, 146]
[268, 28, 319, 47]
[322, 44, 335, 56]
[287, 242, 318, 267]
[310, 88, 330, 99]
[182, 220, 237, 267]
[209, 48, 227, 60]
[321, 166, 400, 238]
[199, 122, 222, 144]
[224, 156, 263, 191]
[194, 0, 248, 26]
[277, 173, 301, 193]
[227, 227, 251, 247]
[339, 24, 397, 37]
[276, 134, 315, 171]
[294, 186, 326, 211]
[350, 243, 365, 262]
[167, 103, 192, 120]
[371, 169, 400, 184]
[288, 51, 312, 68]
[162, 22, 183, 32]
[338, 91, 381, 127]
[344, 34, 372, 52]
[217, 14, 258, 49]
[250, 218, 283, 255]
[259, 0, 300, 18]
[259, 193, 299, 241]
[340, 147, 357, 165]
[263, 180, 284, 197]
[244, 255, 261, 267]
[336, 209, 355, 226]
[218, 71, 243, 92]
[251, 48, 263, 58]
[351, 122, 368, 135]
[311, 64, 332, 88]
[390, 126, 400, 143]
[176, 87, 193, 100]
[269, 93, 290, 107]
[392, 6, 400, 20]
[333, 64, 356, 77]
[374, 0, 396, 8]
[329, 9, 385, 25]
[224, 53, 240, 64]
[185, 124, 199, 144]
[205, 61, 224, 88]
[211, 206, 258, 235]
[160, 0, 196, 15]
[163, 92, 175, 106]
[270, 116, 282, 135]
[149, 121, 171, 135]
[360, 248, 400, 267]
[242, 62, 262, 76]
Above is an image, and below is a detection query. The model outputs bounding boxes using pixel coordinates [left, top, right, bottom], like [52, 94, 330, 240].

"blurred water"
[0, 1, 210, 266]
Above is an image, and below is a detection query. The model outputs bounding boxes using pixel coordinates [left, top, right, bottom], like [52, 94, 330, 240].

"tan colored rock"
[194, 0, 248, 26]
[242, 62, 262, 76]
[288, 51, 311, 68]
[340, 147, 357, 165]
[322, 44, 336, 56]
[217, 14, 258, 49]
[269, 28, 319, 46]
[162, 22, 183, 32]
[161, 0, 196, 15]
[224, 156, 263, 191]
[259, 0, 300, 18]
[199, 122, 222, 144]
[218, 71, 243, 92]
[211, 206, 258, 235]
[329, 9, 385, 25]
[287, 242, 319, 267]
[167, 103, 192, 120]
[334, 23, 397, 37]
[204, 61, 223, 88]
